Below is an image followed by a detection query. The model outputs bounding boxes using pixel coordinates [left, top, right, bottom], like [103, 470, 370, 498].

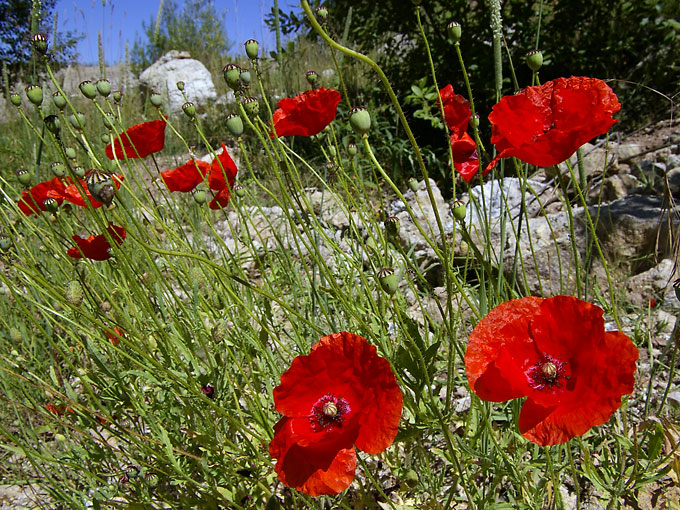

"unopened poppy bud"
[44, 114, 60, 135]
[347, 142, 357, 156]
[226, 113, 244, 136]
[234, 184, 246, 198]
[305, 70, 319, 86]
[526, 49, 543, 72]
[408, 177, 419, 192]
[9, 92, 21, 106]
[150, 92, 162, 108]
[212, 320, 228, 343]
[43, 197, 59, 213]
[349, 106, 371, 134]
[447, 21, 462, 43]
[223, 64, 242, 89]
[245, 39, 259, 59]
[452, 200, 466, 221]
[96, 79, 111, 97]
[68, 112, 86, 130]
[65, 280, 84, 306]
[73, 166, 86, 178]
[9, 327, 23, 342]
[471, 115, 479, 129]
[315, 5, 328, 21]
[193, 190, 207, 204]
[242, 96, 259, 116]
[102, 112, 116, 130]
[100, 300, 112, 313]
[52, 91, 67, 109]
[377, 267, 399, 295]
[25, 85, 43, 106]
[65, 147, 77, 160]
[240, 70, 251, 84]
[112, 90, 122, 103]
[182, 101, 196, 118]
[51, 162, 66, 177]
[176, 80, 185, 91]
[79, 80, 97, 99]
[384, 216, 400, 237]
[31, 33, 48, 55]
[201, 383, 215, 398]
[17, 169, 32, 186]
[0, 234, 12, 251]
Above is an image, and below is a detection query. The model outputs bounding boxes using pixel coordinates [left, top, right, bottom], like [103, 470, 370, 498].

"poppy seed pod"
[182, 102, 196, 118]
[0, 234, 11, 251]
[347, 142, 357, 156]
[447, 21, 462, 43]
[349, 106, 371, 134]
[73, 166, 86, 178]
[384, 216, 400, 238]
[43, 197, 59, 213]
[69, 112, 86, 130]
[176, 80, 185, 91]
[226, 113, 244, 136]
[305, 70, 319, 86]
[9, 92, 21, 106]
[44, 115, 61, 135]
[242, 96, 259, 116]
[101, 113, 115, 131]
[65, 147, 77, 160]
[526, 49, 543, 72]
[25, 85, 43, 106]
[234, 184, 246, 198]
[377, 267, 399, 295]
[100, 133, 110, 144]
[17, 169, 32, 186]
[79, 80, 97, 99]
[51, 162, 66, 177]
[452, 200, 467, 221]
[112, 90, 123, 103]
[223, 64, 242, 89]
[65, 280, 84, 306]
[150, 92, 162, 108]
[96, 79, 111, 97]
[315, 5, 328, 21]
[52, 91, 67, 109]
[145, 473, 159, 489]
[193, 190, 207, 204]
[408, 177, 419, 192]
[245, 39, 259, 59]
[86, 170, 115, 206]
[31, 33, 48, 55]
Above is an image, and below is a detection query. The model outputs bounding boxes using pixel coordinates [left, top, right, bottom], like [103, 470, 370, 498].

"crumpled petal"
[67, 223, 126, 261]
[105, 119, 166, 159]
[161, 160, 211, 192]
[17, 177, 66, 215]
[272, 88, 342, 137]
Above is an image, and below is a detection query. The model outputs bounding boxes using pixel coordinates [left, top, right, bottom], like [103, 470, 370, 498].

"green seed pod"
[182, 101, 196, 118]
[384, 216, 400, 238]
[223, 64, 242, 89]
[79, 80, 97, 100]
[239, 70, 251, 84]
[212, 320, 229, 343]
[150, 92, 162, 108]
[86, 169, 115, 205]
[226, 113, 244, 136]
[244, 39, 259, 59]
[349, 106, 371, 135]
[347, 143, 357, 156]
[17, 169, 32, 186]
[112, 90, 122, 103]
[452, 200, 467, 221]
[51, 162, 66, 177]
[176, 80, 185, 91]
[447, 21, 462, 43]
[305, 70, 319, 86]
[65, 147, 77, 160]
[68, 112, 86, 130]
[65, 280, 84, 306]
[31, 33, 48, 55]
[234, 184, 246, 198]
[100, 133, 110, 144]
[43, 197, 59, 213]
[470, 115, 479, 129]
[193, 190, 207, 204]
[52, 91, 67, 109]
[96, 79, 111, 97]
[9, 93, 21, 107]
[25, 85, 43, 106]
[242, 96, 259, 116]
[377, 267, 399, 295]
[73, 166, 86, 178]
[44, 115, 61, 135]
[408, 177, 419, 192]
[315, 5, 329, 21]
[145, 472, 158, 489]
[102, 112, 116, 130]
[526, 49, 543, 72]
[0, 234, 12, 251]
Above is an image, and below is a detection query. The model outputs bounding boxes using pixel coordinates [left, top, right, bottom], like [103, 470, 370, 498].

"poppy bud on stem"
[525, 49, 543, 72]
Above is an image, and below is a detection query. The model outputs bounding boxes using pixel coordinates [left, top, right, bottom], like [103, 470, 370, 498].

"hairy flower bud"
[65, 280, 84, 306]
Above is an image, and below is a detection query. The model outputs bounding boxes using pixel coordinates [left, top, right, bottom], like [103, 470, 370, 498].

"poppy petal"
[208, 144, 238, 191]
[17, 177, 66, 215]
[439, 84, 472, 137]
[271, 88, 342, 137]
[105, 119, 166, 159]
[208, 188, 232, 210]
[451, 132, 481, 182]
[67, 223, 126, 261]
[161, 160, 211, 192]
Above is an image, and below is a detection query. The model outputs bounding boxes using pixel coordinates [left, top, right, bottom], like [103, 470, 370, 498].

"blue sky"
[54, 0, 301, 64]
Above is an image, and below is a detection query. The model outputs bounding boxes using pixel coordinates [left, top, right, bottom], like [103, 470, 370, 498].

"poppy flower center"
[310, 394, 349, 432]
[527, 354, 567, 391]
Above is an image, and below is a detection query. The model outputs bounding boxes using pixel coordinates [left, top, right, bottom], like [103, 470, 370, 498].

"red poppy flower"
[207, 143, 238, 191]
[486, 76, 620, 171]
[45, 403, 74, 416]
[67, 223, 127, 261]
[465, 296, 638, 446]
[107, 327, 125, 345]
[50, 172, 124, 208]
[208, 187, 232, 210]
[161, 160, 211, 192]
[105, 119, 166, 159]
[439, 85, 481, 182]
[271, 88, 342, 137]
[17, 177, 66, 215]
[269, 331, 402, 497]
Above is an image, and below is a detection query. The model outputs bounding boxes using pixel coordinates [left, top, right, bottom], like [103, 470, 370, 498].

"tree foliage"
[131, 0, 232, 70]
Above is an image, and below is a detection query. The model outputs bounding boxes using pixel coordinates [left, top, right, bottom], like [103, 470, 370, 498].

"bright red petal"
[56, 174, 124, 208]
[439, 84, 472, 137]
[67, 223, 126, 261]
[208, 188, 232, 209]
[451, 132, 480, 182]
[272, 88, 342, 137]
[208, 144, 238, 191]
[161, 160, 211, 192]
[105, 119, 166, 159]
[17, 177, 66, 215]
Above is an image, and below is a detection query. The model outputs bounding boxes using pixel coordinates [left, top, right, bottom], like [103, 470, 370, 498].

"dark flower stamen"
[528, 354, 567, 390]
[310, 394, 349, 432]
